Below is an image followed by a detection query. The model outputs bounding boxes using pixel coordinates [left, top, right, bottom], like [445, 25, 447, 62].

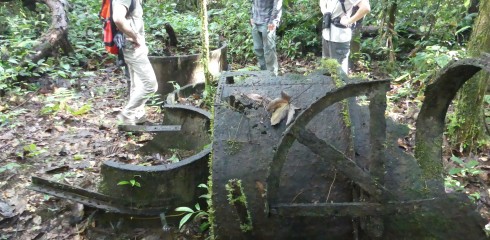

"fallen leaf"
[286, 104, 300, 125]
[255, 181, 266, 198]
[281, 91, 291, 102]
[271, 102, 289, 125]
[267, 91, 291, 112]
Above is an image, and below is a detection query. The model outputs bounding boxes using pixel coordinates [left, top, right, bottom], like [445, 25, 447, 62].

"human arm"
[268, 0, 282, 31]
[340, 0, 371, 27]
[319, 0, 328, 15]
[112, 3, 142, 48]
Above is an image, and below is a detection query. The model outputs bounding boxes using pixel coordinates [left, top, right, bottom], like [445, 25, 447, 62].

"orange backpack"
[99, 0, 135, 55]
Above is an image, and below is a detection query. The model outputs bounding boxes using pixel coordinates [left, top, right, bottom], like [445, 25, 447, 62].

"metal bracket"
[118, 125, 181, 132]
[28, 176, 167, 216]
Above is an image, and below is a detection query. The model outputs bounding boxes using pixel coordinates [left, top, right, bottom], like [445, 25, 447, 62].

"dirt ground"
[0, 57, 489, 239]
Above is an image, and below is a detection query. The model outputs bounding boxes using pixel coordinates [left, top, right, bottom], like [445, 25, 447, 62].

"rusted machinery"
[29, 105, 211, 217]
[28, 54, 490, 239]
[211, 55, 490, 239]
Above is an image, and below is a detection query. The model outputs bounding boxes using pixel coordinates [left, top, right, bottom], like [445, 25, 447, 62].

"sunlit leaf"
[70, 103, 92, 116]
[179, 213, 193, 229]
[448, 168, 462, 175]
[271, 102, 289, 126]
[267, 91, 290, 112]
[175, 207, 194, 213]
[117, 180, 130, 185]
[286, 104, 300, 125]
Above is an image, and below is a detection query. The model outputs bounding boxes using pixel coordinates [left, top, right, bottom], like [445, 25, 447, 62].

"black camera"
[322, 12, 332, 29]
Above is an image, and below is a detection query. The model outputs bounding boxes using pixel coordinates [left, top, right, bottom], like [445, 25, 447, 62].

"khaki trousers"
[121, 44, 158, 120]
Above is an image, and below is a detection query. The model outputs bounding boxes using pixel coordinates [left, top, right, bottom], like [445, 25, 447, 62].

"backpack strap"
[339, 0, 347, 14]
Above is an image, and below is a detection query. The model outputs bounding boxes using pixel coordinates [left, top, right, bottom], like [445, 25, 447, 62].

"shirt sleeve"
[319, 0, 327, 14]
[113, 0, 132, 10]
[270, 0, 283, 26]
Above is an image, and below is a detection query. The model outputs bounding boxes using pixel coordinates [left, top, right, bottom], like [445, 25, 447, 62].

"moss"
[225, 179, 253, 233]
[415, 140, 443, 180]
[341, 100, 351, 128]
[226, 140, 241, 155]
[207, 104, 216, 239]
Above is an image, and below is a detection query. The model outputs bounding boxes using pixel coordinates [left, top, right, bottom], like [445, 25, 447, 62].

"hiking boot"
[117, 113, 147, 125]
[135, 115, 147, 124]
[117, 113, 135, 125]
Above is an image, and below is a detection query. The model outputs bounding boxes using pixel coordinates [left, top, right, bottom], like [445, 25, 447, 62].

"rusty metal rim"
[266, 80, 392, 206]
[105, 104, 211, 172]
[415, 54, 490, 193]
[102, 148, 210, 172]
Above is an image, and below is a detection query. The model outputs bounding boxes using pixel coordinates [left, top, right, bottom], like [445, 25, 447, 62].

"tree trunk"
[199, 0, 212, 94]
[27, 0, 73, 65]
[452, 0, 490, 152]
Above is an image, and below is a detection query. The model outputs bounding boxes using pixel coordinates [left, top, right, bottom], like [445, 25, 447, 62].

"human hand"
[126, 33, 142, 48]
[132, 34, 142, 49]
[340, 16, 351, 27]
[250, 19, 254, 26]
[268, 23, 276, 31]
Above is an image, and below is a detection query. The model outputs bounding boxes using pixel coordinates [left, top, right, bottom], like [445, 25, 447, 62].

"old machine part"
[27, 54, 490, 239]
[211, 54, 490, 239]
[29, 104, 211, 217]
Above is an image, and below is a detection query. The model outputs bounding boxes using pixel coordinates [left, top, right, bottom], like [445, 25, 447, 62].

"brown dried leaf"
[271, 102, 289, 125]
[267, 91, 291, 112]
[267, 97, 288, 112]
[280, 91, 291, 102]
[286, 104, 300, 125]
[255, 181, 266, 198]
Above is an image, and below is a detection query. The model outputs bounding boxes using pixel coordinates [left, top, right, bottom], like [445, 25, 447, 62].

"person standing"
[250, 0, 283, 76]
[112, 0, 158, 125]
[320, 0, 370, 74]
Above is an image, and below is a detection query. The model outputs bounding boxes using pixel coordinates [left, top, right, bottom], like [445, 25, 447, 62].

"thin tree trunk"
[27, 0, 73, 64]
[199, 0, 212, 94]
[452, 0, 490, 152]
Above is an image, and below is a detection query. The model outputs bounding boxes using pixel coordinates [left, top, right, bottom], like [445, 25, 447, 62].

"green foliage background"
[0, 0, 479, 100]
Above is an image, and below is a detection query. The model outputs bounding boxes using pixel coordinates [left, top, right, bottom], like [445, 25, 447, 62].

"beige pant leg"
[121, 44, 158, 120]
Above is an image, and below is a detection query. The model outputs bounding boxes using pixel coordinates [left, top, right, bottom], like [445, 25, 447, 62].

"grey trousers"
[252, 23, 279, 76]
[121, 44, 158, 120]
[322, 38, 350, 75]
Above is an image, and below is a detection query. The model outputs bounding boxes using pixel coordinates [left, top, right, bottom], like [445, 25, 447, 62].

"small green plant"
[117, 176, 142, 188]
[0, 162, 21, 173]
[19, 143, 46, 158]
[68, 103, 92, 116]
[40, 88, 76, 115]
[175, 183, 210, 231]
[469, 191, 481, 202]
[445, 156, 482, 202]
[168, 153, 180, 163]
[0, 108, 27, 128]
[144, 92, 164, 106]
[447, 156, 481, 177]
[168, 81, 181, 91]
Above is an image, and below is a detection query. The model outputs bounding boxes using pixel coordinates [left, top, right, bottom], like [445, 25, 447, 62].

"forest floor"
[0, 55, 489, 240]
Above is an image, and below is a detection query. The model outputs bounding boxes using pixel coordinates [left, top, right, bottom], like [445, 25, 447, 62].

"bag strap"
[339, 0, 347, 14]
